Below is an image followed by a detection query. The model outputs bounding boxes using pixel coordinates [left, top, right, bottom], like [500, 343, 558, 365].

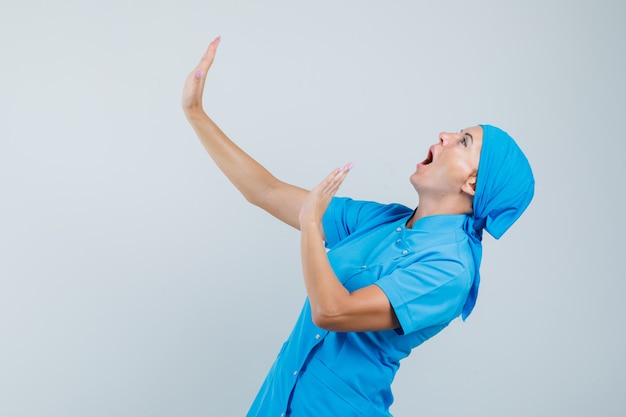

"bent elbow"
[311, 307, 343, 331]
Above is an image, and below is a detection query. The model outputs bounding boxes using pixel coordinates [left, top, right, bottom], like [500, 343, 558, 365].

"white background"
[1, 1, 624, 416]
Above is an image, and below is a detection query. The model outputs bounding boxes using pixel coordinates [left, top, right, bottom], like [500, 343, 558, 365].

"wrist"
[184, 107, 208, 122]
[301, 220, 324, 238]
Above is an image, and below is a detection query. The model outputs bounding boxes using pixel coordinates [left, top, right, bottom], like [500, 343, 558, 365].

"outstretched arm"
[182, 37, 308, 230]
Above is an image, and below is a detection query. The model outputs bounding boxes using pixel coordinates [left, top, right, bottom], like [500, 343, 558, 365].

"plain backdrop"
[1, 1, 624, 416]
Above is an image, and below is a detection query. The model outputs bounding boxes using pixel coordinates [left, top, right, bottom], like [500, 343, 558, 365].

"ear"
[461, 175, 477, 196]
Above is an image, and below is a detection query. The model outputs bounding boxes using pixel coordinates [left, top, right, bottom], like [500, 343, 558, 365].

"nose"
[439, 132, 451, 146]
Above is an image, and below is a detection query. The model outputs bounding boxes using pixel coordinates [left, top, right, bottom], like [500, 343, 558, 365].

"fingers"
[318, 162, 353, 196]
[299, 163, 353, 225]
[182, 36, 221, 112]
[194, 36, 221, 81]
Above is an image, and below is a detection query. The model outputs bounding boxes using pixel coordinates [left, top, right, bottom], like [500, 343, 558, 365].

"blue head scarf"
[461, 124, 535, 320]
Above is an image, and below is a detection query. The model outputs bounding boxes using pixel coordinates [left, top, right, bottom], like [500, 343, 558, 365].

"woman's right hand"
[182, 36, 221, 117]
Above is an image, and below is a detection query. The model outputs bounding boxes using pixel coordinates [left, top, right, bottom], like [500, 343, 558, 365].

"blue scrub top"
[246, 197, 475, 417]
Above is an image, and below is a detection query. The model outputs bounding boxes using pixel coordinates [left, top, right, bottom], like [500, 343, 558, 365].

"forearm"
[297, 167, 399, 332]
[300, 222, 350, 326]
[185, 110, 279, 206]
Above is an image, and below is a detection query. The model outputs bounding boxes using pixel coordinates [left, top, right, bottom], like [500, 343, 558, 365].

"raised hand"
[298, 163, 353, 232]
[182, 36, 221, 115]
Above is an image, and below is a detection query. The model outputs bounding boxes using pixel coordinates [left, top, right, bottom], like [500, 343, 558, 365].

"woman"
[182, 37, 535, 417]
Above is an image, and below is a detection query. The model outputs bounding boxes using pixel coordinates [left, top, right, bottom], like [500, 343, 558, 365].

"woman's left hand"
[299, 163, 353, 234]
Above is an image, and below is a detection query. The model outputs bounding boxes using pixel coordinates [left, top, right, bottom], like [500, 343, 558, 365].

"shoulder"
[375, 221, 475, 333]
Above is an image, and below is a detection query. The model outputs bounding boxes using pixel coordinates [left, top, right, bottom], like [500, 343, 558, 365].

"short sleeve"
[375, 254, 473, 335]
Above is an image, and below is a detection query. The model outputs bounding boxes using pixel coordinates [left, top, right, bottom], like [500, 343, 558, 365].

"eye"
[460, 137, 467, 147]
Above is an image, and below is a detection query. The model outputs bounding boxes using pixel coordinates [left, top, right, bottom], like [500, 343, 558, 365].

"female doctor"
[181, 37, 535, 417]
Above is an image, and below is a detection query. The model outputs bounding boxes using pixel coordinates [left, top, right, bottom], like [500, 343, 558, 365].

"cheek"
[449, 159, 475, 180]
[470, 148, 482, 171]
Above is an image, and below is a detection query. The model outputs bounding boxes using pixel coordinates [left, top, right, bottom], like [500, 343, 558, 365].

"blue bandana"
[462, 125, 535, 319]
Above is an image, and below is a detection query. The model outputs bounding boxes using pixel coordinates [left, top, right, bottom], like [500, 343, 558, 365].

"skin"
[182, 38, 482, 333]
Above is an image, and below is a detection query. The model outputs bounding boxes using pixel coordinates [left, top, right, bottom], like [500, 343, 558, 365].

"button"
[396, 239, 402, 243]
[315, 334, 321, 339]
[402, 250, 408, 255]
[281, 413, 286, 417]
[396, 227, 402, 232]
[361, 265, 367, 269]
[293, 370, 298, 376]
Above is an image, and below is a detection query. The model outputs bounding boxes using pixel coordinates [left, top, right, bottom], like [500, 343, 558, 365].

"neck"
[406, 195, 473, 229]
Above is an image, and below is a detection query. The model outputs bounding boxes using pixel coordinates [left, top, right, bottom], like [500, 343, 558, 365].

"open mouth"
[420, 148, 434, 166]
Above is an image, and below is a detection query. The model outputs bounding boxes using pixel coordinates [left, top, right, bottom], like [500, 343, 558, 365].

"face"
[410, 126, 483, 197]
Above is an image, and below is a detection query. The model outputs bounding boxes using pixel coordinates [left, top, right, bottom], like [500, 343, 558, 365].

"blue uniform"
[246, 197, 475, 417]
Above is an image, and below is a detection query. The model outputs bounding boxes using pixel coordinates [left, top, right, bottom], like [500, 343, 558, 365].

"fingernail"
[216, 35, 221, 43]
[346, 162, 354, 171]
[195, 70, 202, 79]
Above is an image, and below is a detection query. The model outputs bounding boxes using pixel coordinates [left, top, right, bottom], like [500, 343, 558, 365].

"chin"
[409, 174, 421, 192]
[410, 169, 424, 182]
